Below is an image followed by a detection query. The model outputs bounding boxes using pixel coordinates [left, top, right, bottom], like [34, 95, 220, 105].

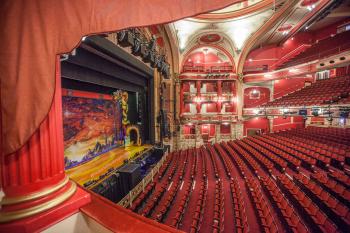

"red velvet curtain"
[0, 0, 239, 155]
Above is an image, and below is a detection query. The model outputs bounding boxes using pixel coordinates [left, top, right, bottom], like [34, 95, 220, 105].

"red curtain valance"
[0, 0, 239, 155]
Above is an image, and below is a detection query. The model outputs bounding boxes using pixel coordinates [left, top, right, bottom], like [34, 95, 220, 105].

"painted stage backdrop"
[62, 89, 129, 169]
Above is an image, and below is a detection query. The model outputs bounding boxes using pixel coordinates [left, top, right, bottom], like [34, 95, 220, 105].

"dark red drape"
[0, 0, 239, 155]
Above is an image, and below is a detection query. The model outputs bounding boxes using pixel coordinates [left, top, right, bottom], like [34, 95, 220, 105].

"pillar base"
[0, 186, 91, 233]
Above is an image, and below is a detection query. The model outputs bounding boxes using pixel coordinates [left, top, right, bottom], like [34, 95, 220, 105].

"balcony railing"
[118, 153, 168, 208]
[279, 41, 350, 69]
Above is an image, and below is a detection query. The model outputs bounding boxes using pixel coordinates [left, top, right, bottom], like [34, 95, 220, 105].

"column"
[0, 57, 90, 232]
[196, 80, 201, 95]
[236, 81, 243, 120]
[215, 124, 220, 143]
[217, 80, 222, 113]
[217, 80, 222, 96]
[268, 116, 274, 133]
[231, 123, 236, 140]
[180, 82, 184, 115]
[196, 80, 201, 114]
[231, 81, 235, 95]
[231, 81, 236, 113]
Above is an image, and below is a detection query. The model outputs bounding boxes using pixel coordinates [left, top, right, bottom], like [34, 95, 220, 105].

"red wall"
[243, 117, 269, 136]
[204, 103, 218, 113]
[244, 87, 270, 108]
[183, 125, 195, 134]
[183, 51, 230, 70]
[273, 77, 313, 99]
[313, 19, 350, 41]
[244, 32, 313, 71]
[243, 116, 305, 136]
[273, 116, 304, 132]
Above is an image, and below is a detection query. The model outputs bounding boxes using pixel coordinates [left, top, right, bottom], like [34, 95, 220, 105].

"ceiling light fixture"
[289, 68, 298, 73]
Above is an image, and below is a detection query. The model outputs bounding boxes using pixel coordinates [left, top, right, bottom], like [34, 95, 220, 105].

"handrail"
[279, 41, 350, 69]
[270, 44, 311, 70]
[118, 152, 168, 208]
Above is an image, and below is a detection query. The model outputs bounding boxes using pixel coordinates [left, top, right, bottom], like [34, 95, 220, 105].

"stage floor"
[66, 145, 151, 186]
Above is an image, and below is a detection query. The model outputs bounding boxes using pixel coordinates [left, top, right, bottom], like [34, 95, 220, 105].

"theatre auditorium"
[1, 0, 350, 232]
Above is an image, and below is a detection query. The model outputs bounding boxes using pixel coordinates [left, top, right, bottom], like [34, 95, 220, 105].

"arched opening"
[126, 125, 142, 146]
[129, 129, 138, 145]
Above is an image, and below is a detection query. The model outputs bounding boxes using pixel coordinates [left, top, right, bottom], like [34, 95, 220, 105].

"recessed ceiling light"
[249, 58, 253, 62]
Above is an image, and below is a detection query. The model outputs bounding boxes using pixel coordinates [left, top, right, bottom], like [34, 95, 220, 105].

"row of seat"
[153, 180, 181, 221]
[243, 138, 288, 172]
[170, 180, 193, 227]
[212, 181, 225, 233]
[130, 182, 156, 212]
[259, 176, 309, 233]
[270, 134, 345, 166]
[139, 150, 188, 217]
[189, 181, 208, 233]
[279, 127, 350, 149]
[246, 177, 279, 233]
[151, 150, 190, 221]
[213, 143, 237, 178]
[328, 169, 350, 188]
[248, 136, 302, 171]
[236, 140, 275, 173]
[277, 174, 338, 233]
[129, 127, 350, 233]
[221, 141, 250, 178]
[228, 140, 260, 175]
[260, 135, 318, 170]
[229, 178, 249, 233]
[293, 173, 350, 230]
[263, 75, 350, 107]
[157, 152, 176, 180]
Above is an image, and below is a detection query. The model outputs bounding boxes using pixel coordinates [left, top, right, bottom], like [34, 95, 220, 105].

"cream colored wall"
[42, 212, 112, 233]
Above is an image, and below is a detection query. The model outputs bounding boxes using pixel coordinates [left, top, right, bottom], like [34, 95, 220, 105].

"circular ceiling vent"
[199, 34, 222, 44]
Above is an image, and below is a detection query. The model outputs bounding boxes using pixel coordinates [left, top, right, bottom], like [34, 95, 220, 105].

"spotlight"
[327, 117, 333, 122]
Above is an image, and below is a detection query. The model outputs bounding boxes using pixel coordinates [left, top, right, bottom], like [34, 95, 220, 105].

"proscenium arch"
[181, 44, 236, 73]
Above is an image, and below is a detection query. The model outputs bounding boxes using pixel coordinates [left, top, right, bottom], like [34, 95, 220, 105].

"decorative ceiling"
[170, 0, 340, 52]
[166, 0, 343, 74]
[173, 7, 275, 52]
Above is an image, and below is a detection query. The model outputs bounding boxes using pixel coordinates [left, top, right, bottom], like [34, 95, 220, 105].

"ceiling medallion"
[199, 34, 222, 44]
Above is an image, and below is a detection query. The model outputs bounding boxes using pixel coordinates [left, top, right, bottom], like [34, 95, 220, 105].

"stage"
[65, 145, 151, 186]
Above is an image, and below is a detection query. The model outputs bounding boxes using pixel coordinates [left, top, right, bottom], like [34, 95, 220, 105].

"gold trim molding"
[0, 181, 76, 223]
[1, 176, 69, 205]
